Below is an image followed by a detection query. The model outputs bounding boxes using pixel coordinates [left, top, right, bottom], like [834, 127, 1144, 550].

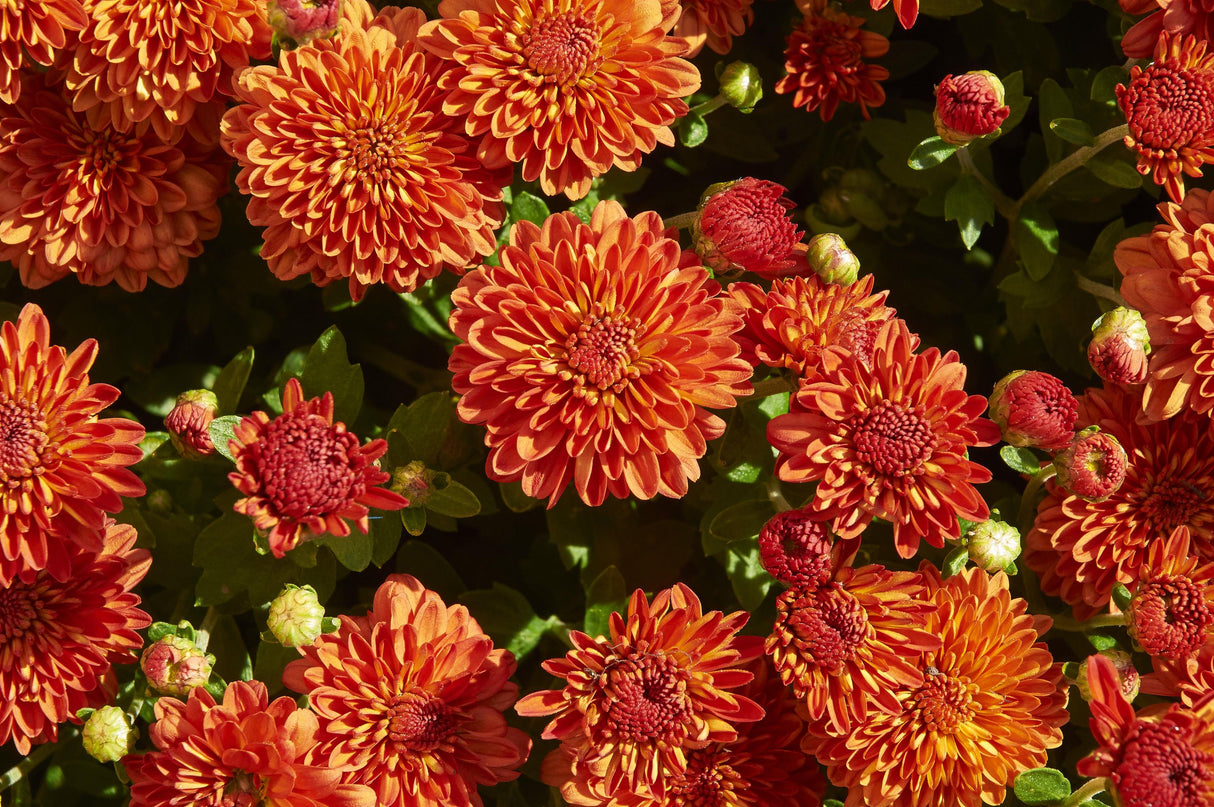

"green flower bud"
[267, 584, 326, 648]
[805, 233, 861, 285]
[392, 460, 435, 509]
[81, 706, 136, 763]
[718, 61, 763, 113]
[964, 520, 1021, 571]
[141, 635, 213, 696]
[1088, 307, 1151, 385]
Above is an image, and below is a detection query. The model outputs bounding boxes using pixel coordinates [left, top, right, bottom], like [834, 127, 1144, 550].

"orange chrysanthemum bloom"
[812, 566, 1068, 807]
[775, 2, 889, 122]
[0, 521, 148, 754]
[0, 74, 226, 292]
[1116, 34, 1214, 202]
[518, 584, 764, 802]
[63, 0, 271, 144]
[282, 575, 530, 807]
[125, 680, 375, 807]
[1117, 189, 1214, 421]
[727, 273, 896, 382]
[0, 0, 86, 104]
[765, 564, 940, 737]
[1080, 654, 1214, 807]
[227, 377, 408, 558]
[1128, 526, 1214, 660]
[449, 201, 752, 507]
[221, 8, 508, 300]
[767, 318, 998, 558]
[669, 0, 754, 56]
[0, 304, 145, 586]
[417, 0, 699, 200]
[1143, 641, 1214, 705]
[1120, 0, 1214, 59]
[1024, 384, 1214, 618]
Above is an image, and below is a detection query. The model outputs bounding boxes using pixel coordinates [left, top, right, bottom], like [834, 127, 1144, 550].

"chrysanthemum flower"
[933, 71, 1010, 146]
[812, 566, 1068, 807]
[1117, 189, 1214, 421]
[1142, 641, 1214, 705]
[727, 273, 896, 381]
[767, 318, 999, 557]
[63, 0, 271, 144]
[758, 506, 852, 587]
[766, 564, 940, 737]
[449, 201, 752, 507]
[0, 304, 145, 586]
[0, 0, 87, 104]
[1120, 0, 1214, 59]
[282, 574, 530, 807]
[1025, 383, 1214, 618]
[227, 377, 408, 558]
[694, 178, 806, 279]
[1088, 306, 1151, 386]
[1116, 34, 1214, 202]
[1053, 427, 1129, 501]
[1080, 654, 1214, 807]
[1128, 526, 1214, 660]
[518, 583, 764, 802]
[869, 0, 919, 29]
[221, 8, 507, 300]
[987, 370, 1078, 451]
[0, 74, 227, 292]
[775, 2, 889, 122]
[417, 0, 698, 200]
[1, 521, 149, 755]
[125, 680, 376, 807]
[669, 0, 754, 56]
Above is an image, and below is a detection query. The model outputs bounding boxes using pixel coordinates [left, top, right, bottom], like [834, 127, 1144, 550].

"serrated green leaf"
[1000, 445, 1044, 475]
[1013, 768, 1072, 805]
[511, 191, 550, 226]
[1048, 117, 1094, 146]
[708, 499, 774, 544]
[907, 136, 957, 170]
[1016, 204, 1059, 281]
[944, 174, 995, 250]
[461, 583, 556, 660]
[583, 565, 628, 638]
[207, 415, 242, 461]
[213, 347, 254, 414]
[401, 507, 427, 536]
[680, 110, 708, 147]
[300, 326, 364, 425]
[424, 478, 481, 519]
[1086, 157, 1143, 189]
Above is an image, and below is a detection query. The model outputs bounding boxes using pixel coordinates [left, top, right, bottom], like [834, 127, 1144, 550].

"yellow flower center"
[562, 310, 642, 398]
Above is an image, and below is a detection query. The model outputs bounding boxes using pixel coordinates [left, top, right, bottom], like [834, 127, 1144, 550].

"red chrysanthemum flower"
[1117, 189, 1214, 421]
[448, 201, 752, 507]
[727, 273, 896, 381]
[812, 566, 1068, 807]
[282, 575, 530, 807]
[987, 370, 1078, 451]
[518, 583, 764, 802]
[125, 680, 375, 807]
[0, 0, 87, 104]
[0, 304, 145, 586]
[1053, 428, 1129, 501]
[1116, 34, 1214, 203]
[221, 8, 508, 300]
[1025, 383, 1214, 618]
[0, 74, 227, 292]
[417, 0, 699, 200]
[766, 564, 940, 737]
[1080, 654, 1214, 807]
[667, 0, 753, 57]
[758, 506, 854, 587]
[1128, 526, 1214, 660]
[933, 71, 1010, 146]
[775, 2, 889, 122]
[227, 377, 408, 558]
[767, 318, 999, 558]
[1143, 641, 1214, 705]
[1, 521, 149, 755]
[63, 0, 272, 144]
[693, 178, 807, 279]
[1120, 0, 1214, 59]
[869, 0, 919, 28]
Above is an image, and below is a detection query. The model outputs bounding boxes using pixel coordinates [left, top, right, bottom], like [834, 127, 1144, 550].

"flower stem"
[195, 606, 220, 653]
[1062, 777, 1109, 807]
[690, 95, 728, 117]
[1050, 612, 1128, 632]
[1016, 465, 1057, 534]
[1014, 124, 1130, 214]
[662, 211, 699, 231]
[1074, 273, 1127, 307]
[749, 375, 799, 399]
[765, 477, 792, 512]
[956, 148, 1016, 219]
[0, 730, 69, 792]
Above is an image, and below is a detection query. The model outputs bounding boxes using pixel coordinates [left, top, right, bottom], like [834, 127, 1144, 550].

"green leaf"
[1016, 204, 1060, 281]
[369, 507, 404, 567]
[300, 326, 364, 425]
[395, 539, 465, 601]
[1048, 117, 1094, 146]
[399, 392, 453, 466]
[424, 476, 481, 519]
[907, 136, 957, 170]
[192, 510, 258, 606]
[213, 347, 254, 414]
[500, 480, 541, 513]
[723, 544, 772, 611]
[679, 110, 708, 147]
[314, 529, 374, 572]
[1090, 65, 1127, 106]
[401, 507, 427, 536]
[943, 546, 970, 578]
[1086, 157, 1142, 189]
[511, 191, 550, 226]
[252, 641, 301, 698]
[583, 565, 628, 638]
[1013, 768, 1072, 805]
[708, 499, 774, 544]
[944, 174, 995, 250]
[1111, 583, 1133, 611]
[1088, 633, 1120, 652]
[461, 583, 557, 660]
[823, 801, 845, 807]
[1000, 445, 1044, 475]
[757, 390, 790, 420]
[207, 415, 243, 462]
[1037, 79, 1074, 164]
[1000, 71, 1030, 135]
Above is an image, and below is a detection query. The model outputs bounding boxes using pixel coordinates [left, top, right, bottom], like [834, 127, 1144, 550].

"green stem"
[195, 606, 220, 653]
[1074, 273, 1127, 307]
[1062, 777, 1109, 807]
[956, 148, 1016, 219]
[0, 730, 69, 792]
[1050, 612, 1128, 633]
[690, 95, 728, 117]
[765, 477, 792, 513]
[1013, 124, 1130, 214]
[662, 211, 699, 231]
[1016, 465, 1057, 535]
[749, 375, 799, 399]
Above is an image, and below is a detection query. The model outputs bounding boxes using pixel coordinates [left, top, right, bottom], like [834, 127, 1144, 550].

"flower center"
[670, 749, 742, 807]
[851, 400, 937, 476]
[0, 395, 49, 484]
[221, 770, 261, 807]
[1124, 65, 1214, 149]
[599, 651, 694, 743]
[336, 118, 419, 187]
[1139, 477, 1208, 534]
[384, 693, 457, 753]
[910, 668, 977, 734]
[0, 581, 42, 645]
[78, 129, 125, 178]
[1114, 719, 1213, 807]
[1129, 575, 1214, 658]
[779, 584, 870, 674]
[256, 412, 361, 520]
[524, 13, 602, 85]
[563, 312, 641, 394]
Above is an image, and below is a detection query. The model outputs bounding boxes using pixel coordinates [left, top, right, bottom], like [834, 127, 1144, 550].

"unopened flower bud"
[1089, 307, 1151, 385]
[934, 71, 1010, 147]
[391, 460, 434, 509]
[965, 520, 1021, 571]
[805, 233, 861, 285]
[694, 178, 805, 279]
[141, 636, 212, 697]
[81, 705, 136, 763]
[758, 507, 837, 586]
[165, 389, 219, 458]
[1054, 427, 1128, 502]
[267, 584, 326, 647]
[718, 61, 763, 113]
[988, 371, 1078, 452]
[1076, 651, 1139, 703]
[267, 0, 342, 46]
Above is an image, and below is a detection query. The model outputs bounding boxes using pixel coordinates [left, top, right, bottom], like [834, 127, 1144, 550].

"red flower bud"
[988, 370, 1078, 451]
[267, 0, 342, 46]
[141, 636, 213, 697]
[1054, 428, 1128, 502]
[933, 71, 1010, 146]
[694, 178, 807, 279]
[1076, 651, 1139, 703]
[758, 507, 841, 586]
[1088, 307, 1151, 385]
[165, 389, 219, 458]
